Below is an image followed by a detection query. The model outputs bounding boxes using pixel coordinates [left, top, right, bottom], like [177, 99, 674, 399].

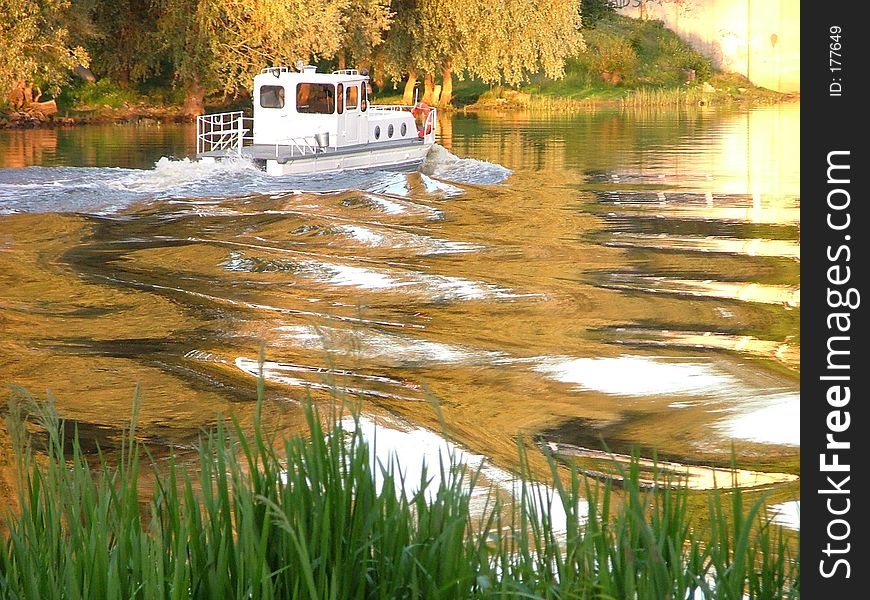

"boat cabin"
[252, 66, 418, 149]
[196, 64, 436, 175]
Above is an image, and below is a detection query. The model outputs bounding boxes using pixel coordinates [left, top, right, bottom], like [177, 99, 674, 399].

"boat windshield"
[259, 85, 285, 109]
[296, 83, 335, 114]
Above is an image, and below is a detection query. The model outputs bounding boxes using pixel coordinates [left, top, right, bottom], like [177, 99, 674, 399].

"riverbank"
[0, 103, 194, 129]
[1, 80, 795, 131]
[462, 73, 795, 112]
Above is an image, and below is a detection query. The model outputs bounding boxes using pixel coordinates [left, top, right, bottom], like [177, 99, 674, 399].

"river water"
[0, 104, 800, 518]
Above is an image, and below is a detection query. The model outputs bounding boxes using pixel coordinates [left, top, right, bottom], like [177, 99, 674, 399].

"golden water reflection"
[1, 104, 800, 517]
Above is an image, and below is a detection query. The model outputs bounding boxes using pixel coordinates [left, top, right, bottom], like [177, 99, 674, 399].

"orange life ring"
[411, 102, 433, 137]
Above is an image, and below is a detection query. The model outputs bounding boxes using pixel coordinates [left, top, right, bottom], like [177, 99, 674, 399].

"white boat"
[196, 64, 436, 176]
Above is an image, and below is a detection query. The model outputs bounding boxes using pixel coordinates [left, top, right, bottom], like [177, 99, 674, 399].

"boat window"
[374, 125, 380, 140]
[346, 85, 358, 111]
[296, 83, 335, 114]
[361, 86, 368, 112]
[401, 123, 407, 136]
[259, 85, 285, 109]
[337, 83, 344, 114]
[388, 124, 394, 138]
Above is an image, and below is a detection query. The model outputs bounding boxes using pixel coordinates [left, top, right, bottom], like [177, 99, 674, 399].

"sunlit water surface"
[0, 104, 800, 526]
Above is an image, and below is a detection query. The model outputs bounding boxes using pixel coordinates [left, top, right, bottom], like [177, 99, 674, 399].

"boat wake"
[0, 146, 509, 215]
[422, 144, 511, 185]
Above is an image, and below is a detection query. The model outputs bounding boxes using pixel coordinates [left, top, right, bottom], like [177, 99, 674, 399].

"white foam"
[0, 156, 477, 215]
[422, 144, 511, 185]
[109, 156, 261, 194]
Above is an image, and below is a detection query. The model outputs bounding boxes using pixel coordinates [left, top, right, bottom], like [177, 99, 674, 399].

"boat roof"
[254, 66, 368, 85]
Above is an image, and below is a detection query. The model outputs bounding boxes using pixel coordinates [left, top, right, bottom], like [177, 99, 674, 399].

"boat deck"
[198, 137, 426, 162]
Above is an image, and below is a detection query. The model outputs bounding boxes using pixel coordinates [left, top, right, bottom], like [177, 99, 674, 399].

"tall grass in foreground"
[1, 385, 799, 599]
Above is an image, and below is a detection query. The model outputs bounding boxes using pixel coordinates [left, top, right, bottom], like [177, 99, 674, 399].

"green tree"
[382, 0, 583, 107]
[379, 0, 423, 103]
[580, 0, 615, 27]
[85, 0, 162, 85]
[0, 0, 89, 102]
[158, 0, 349, 115]
[466, 0, 584, 86]
[337, 0, 393, 70]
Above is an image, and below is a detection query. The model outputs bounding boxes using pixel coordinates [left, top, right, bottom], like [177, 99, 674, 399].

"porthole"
[374, 125, 381, 140]
[388, 124, 394, 138]
[401, 123, 407, 136]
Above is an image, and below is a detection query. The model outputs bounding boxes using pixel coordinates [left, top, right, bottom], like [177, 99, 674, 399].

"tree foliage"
[85, 0, 162, 84]
[339, 0, 393, 68]
[580, 0, 616, 27]
[0, 0, 89, 97]
[406, 0, 584, 85]
[2, 0, 588, 110]
[158, 0, 348, 97]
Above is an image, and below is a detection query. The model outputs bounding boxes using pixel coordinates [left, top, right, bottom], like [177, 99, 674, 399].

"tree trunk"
[338, 51, 347, 70]
[181, 81, 206, 117]
[115, 67, 131, 88]
[422, 72, 436, 104]
[439, 58, 453, 107]
[402, 69, 418, 105]
[6, 81, 29, 109]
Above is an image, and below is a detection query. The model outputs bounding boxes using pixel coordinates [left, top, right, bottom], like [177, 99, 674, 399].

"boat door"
[339, 83, 361, 145]
[254, 82, 291, 144]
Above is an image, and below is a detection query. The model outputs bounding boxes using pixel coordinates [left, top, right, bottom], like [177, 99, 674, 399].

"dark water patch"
[590, 212, 799, 239]
[538, 411, 799, 473]
[585, 247, 801, 285]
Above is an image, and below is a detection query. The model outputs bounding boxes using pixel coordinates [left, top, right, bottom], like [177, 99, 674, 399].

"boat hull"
[263, 141, 432, 176]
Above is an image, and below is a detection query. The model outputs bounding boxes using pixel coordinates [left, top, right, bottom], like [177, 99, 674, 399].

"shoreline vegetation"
[1, 9, 796, 131]
[1, 378, 799, 599]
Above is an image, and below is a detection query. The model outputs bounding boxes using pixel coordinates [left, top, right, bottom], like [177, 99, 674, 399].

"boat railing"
[196, 111, 253, 156]
[370, 104, 412, 112]
[274, 136, 323, 158]
[372, 105, 438, 143]
[332, 69, 360, 75]
[260, 66, 290, 75]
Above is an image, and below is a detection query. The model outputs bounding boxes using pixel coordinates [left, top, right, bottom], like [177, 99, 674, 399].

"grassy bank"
[1, 379, 799, 599]
[444, 15, 790, 111]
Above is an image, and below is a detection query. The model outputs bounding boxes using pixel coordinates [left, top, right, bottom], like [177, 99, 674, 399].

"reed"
[621, 86, 706, 107]
[1, 383, 799, 599]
